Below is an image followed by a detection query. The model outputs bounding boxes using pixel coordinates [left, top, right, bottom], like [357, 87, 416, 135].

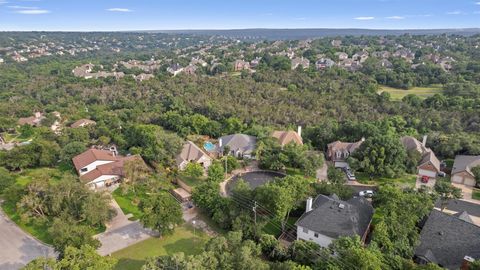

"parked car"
[421, 175, 429, 183]
[437, 171, 446, 177]
[343, 167, 356, 181]
[359, 190, 374, 198]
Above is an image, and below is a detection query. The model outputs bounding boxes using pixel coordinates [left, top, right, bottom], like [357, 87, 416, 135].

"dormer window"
[80, 168, 88, 173]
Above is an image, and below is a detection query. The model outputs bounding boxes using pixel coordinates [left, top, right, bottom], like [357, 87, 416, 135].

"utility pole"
[224, 156, 228, 178]
[253, 201, 258, 237]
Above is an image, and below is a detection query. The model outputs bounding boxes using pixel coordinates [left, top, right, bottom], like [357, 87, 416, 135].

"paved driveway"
[0, 208, 54, 270]
[95, 199, 157, 256]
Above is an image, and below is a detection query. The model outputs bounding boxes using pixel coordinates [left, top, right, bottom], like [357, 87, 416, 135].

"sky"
[0, 0, 480, 31]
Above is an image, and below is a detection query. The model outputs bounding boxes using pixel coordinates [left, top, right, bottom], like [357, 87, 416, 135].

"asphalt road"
[0, 209, 54, 270]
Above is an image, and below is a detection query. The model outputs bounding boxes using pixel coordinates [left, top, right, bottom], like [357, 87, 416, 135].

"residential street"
[0, 208, 54, 270]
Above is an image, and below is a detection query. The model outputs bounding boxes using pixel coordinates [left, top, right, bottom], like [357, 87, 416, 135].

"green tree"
[434, 179, 462, 211]
[57, 245, 117, 269]
[0, 167, 15, 193]
[140, 192, 183, 235]
[184, 162, 204, 178]
[327, 166, 345, 184]
[350, 134, 407, 178]
[207, 162, 225, 182]
[49, 218, 101, 257]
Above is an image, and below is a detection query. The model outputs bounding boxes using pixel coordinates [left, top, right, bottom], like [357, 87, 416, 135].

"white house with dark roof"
[295, 194, 373, 247]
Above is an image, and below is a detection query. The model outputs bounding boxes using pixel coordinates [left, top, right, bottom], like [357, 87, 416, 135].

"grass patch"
[112, 225, 209, 270]
[112, 188, 144, 221]
[178, 173, 205, 188]
[13, 167, 71, 187]
[262, 216, 298, 237]
[378, 85, 443, 101]
[2, 200, 53, 244]
[356, 172, 417, 188]
[473, 189, 480, 200]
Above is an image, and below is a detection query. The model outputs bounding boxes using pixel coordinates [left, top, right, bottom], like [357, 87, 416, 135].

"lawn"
[356, 172, 417, 188]
[112, 188, 144, 221]
[473, 189, 480, 200]
[378, 85, 443, 101]
[285, 167, 317, 183]
[13, 167, 69, 187]
[112, 225, 209, 270]
[177, 173, 205, 188]
[1, 200, 53, 244]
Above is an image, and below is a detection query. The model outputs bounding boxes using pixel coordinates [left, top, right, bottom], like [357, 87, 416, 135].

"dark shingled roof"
[434, 199, 480, 218]
[295, 194, 373, 239]
[415, 210, 480, 269]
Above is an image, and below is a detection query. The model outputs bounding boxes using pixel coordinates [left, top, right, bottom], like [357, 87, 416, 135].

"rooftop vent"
[338, 203, 345, 209]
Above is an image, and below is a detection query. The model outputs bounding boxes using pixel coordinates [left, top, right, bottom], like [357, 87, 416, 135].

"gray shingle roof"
[434, 199, 480, 218]
[295, 194, 373, 239]
[415, 210, 480, 269]
[218, 134, 256, 155]
[451, 155, 480, 176]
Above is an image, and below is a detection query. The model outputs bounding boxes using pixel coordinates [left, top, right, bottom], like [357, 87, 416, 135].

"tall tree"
[140, 192, 183, 235]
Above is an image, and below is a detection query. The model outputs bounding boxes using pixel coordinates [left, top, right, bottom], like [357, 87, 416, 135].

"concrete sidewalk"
[95, 199, 157, 256]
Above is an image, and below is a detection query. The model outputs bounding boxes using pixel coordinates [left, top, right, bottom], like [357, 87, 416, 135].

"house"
[315, 58, 335, 70]
[272, 127, 303, 147]
[401, 136, 441, 179]
[379, 59, 393, 69]
[133, 73, 154, 82]
[233, 60, 250, 71]
[72, 148, 144, 189]
[331, 39, 342, 47]
[327, 138, 365, 168]
[176, 141, 212, 171]
[218, 134, 256, 158]
[167, 63, 184, 76]
[414, 210, 480, 269]
[250, 57, 262, 68]
[335, 52, 349, 60]
[291, 57, 310, 70]
[451, 155, 480, 187]
[352, 51, 369, 63]
[295, 194, 373, 247]
[183, 64, 197, 75]
[71, 119, 96, 128]
[18, 112, 45, 126]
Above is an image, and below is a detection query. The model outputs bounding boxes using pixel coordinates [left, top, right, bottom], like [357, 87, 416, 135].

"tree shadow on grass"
[163, 238, 206, 256]
[114, 258, 145, 270]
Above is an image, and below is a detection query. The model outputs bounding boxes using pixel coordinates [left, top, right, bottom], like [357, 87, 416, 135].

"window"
[80, 168, 88, 172]
[302, 227, 308, 234]
[314, 233, 319, 238]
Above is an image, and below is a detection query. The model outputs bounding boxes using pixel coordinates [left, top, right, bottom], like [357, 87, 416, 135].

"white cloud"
[15, 9, 49, 14]
[8, 5, 39, 9]
[354, 16, 375, 20]
[386, 16, 405, 19]
[476, 2, 480, 5]
[446, 10, 462, 15]
[106, 8, 133, 12]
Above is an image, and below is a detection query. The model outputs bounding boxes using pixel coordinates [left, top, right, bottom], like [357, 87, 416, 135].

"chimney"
[422, 135, 428, 147]
[219, 138, 223, 147]
[361, 137, 365, 142]
[306, 197, 313, 212]
[297, 126, 302, 138]
[461, 256, 475, 270]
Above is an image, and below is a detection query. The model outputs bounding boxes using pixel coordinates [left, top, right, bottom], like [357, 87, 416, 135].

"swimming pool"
[203, 141, 216, 152]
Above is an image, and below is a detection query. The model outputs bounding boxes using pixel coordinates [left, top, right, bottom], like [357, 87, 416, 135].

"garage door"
[419, 169, 436, 178]
[464, 177, 476, 187]
[451, 175, 464, 184]
[335, 161, 348, 168]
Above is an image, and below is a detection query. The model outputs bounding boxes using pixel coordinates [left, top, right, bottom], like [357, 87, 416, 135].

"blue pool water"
[203, 141, 216, 152]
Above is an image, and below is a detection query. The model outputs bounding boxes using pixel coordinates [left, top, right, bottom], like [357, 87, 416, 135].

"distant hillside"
[151, 28, 480, 40]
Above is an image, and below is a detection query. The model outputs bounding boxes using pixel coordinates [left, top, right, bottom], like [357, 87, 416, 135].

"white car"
[359, 190, 374, 198]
